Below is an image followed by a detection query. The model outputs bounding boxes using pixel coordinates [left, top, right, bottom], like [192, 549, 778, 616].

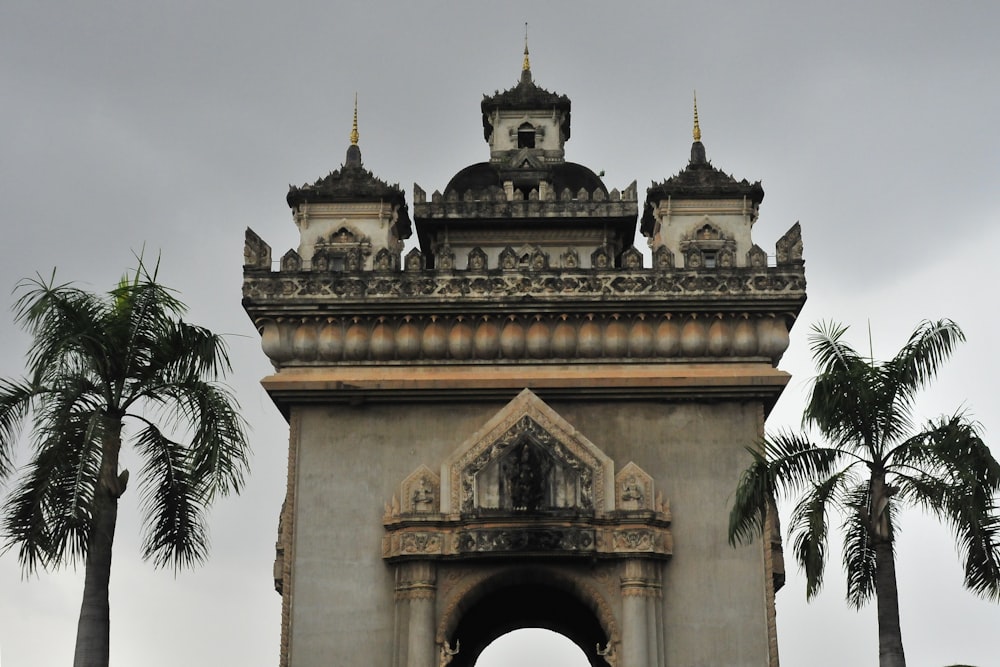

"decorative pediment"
[440, 389, 614, 514]
[382, 390, 671, 562]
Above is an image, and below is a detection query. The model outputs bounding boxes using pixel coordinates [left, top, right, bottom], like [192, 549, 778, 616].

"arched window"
[518, 122, 536, 148]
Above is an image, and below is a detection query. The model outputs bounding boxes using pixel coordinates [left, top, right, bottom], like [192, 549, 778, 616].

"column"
[620, 559, 662, 667]
[396, 562, 437, 667]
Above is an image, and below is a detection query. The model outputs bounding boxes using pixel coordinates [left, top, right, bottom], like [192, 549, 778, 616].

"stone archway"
[443, 569, 613, 667]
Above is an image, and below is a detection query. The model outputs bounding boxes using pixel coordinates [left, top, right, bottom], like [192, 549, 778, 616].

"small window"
[517, 123, 535, 148]
[703, 251, 717, 268]
[330, 255, 346, 272]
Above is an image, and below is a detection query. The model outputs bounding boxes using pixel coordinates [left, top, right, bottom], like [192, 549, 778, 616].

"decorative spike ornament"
[350, 93, 359, 146]
[693, 91, 701, 142]
[522, 22, 530, 72]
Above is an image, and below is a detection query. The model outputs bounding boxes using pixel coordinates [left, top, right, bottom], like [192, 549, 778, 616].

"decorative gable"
[440, 388, 614, 514]
[382, 390, 671, 562]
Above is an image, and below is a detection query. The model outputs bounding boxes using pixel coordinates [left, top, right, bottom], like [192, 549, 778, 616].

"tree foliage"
[729, 320, 1000, 666]
[0, 261, 249, 666]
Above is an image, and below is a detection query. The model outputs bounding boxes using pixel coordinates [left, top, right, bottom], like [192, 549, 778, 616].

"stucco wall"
[287, 396, 768, 666]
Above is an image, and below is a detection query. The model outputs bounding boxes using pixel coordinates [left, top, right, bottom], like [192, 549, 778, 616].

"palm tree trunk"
[73, 420, 122, 667]
[874, 524, 906, 666]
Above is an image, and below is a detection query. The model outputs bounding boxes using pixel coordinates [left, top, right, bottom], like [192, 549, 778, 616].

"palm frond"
[764, 430, 849, 496]
[132, 423, 210, 570]
[0, 378, 40, 478]
[840, 482, 878, 608]
[788, 469, 852, 599]
[2, 410, 102, 572]
[728, 448, 772, 546]
[889, 319, 965, 398]
[892, 416, 1000, 600]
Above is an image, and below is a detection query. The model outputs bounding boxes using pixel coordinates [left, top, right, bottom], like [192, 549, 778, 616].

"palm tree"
[729, 320, 1000, 667]
[0, 263, 249, 667]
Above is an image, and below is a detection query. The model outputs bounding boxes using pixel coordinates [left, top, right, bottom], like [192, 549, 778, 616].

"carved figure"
[621, 475, 645, 508]
[440, 640, 460, 667]
[412, 476, 435, 512]
[507, 442, 547, 511]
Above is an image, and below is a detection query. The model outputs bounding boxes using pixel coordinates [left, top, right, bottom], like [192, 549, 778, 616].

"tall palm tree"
[729, 320, 1000, 667]
[0, 263, 249, 667]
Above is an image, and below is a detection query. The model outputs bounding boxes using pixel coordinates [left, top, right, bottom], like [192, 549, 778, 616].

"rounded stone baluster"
[654, 315, 680, 357]
[604, 314, 628, 358]
[292, 319, 318, 361]
[706, 315, 731, 357]
[474, 316, 500, 359]
[422, 316, 447, 359]
[578, 314, 602, 358]
[732, 314, 758, 357]
[526, 316, 551, 359]
[260, 318, 293, 364]
[628, 314, 654, 358]
[758, 315, 790, 361]
[395, 317, 421, 360]
[344, 318, 369, 361]
[680, 315, 708, 357]
[449, 317, 474, 360]
[317, 318, 344, 361]
[370, 317, 395, 361]
[500, 316, 525, 359]
[551, 315, 577, 358]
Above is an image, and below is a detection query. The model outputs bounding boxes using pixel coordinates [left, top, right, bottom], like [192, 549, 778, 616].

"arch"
[517, 122, 536, 148]
[475, 628, 589, 667]
[438, 566, 618, 667]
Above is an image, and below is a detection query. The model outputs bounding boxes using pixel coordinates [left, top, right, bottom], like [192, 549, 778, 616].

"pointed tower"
[284, 98, 411, 271]
[413, 45, 638, 270]
[641, 94, 770, 269]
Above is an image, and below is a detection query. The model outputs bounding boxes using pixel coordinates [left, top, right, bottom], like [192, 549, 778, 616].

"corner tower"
[244, 54, 805, 667]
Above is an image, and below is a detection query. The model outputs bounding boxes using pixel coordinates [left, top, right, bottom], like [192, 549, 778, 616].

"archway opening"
[446, 581, 610, 667]
[475, 628, 589, 667]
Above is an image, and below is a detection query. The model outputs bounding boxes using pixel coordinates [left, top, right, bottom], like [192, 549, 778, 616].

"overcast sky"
[1, 2, 998, 666]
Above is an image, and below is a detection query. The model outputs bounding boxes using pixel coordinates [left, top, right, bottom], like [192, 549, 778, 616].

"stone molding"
[254, 312, 792, 368]
[242, 266, 805, 304]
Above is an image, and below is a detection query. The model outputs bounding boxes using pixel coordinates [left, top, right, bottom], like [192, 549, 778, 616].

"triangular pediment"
[440, 389, 615, 514]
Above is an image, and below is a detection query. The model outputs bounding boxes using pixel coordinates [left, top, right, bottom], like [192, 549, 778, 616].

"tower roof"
[286, 99, 411, 236]
[480, 44, 571, 142]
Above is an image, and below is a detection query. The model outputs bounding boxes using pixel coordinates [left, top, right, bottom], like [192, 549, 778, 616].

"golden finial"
[350, 93, 359, 146]
[692, 91, 701, 142]
[522, 22, 531, 72]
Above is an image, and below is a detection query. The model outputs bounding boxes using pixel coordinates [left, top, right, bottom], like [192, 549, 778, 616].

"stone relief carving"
[747, 244, 768, 268]
[499, 246, 518, 271]
[378, 392, 672, 563]
[776, 221, 803, 265]
[404, 248, 424, 272]
[653, 245, 674, 270]
[591, 246, 613, 269]
[467, 247, 488, 271]
[621, 247, 643, 270]
[280, 249, 302, 272]
[244, 227, 272, 269]
[616, 462, 654, 511]
[400, 465, 440, 514]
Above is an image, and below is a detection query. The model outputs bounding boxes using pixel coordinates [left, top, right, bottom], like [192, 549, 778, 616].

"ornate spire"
[522, 22, 530, 72]
[345, 94, 362, 169]
[692, 91, 701, 142]
[350, 93, 359, 146]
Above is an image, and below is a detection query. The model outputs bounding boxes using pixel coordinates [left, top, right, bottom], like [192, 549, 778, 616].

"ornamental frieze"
[242, 268, 805, 303]
[254, 311, 792, 367]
